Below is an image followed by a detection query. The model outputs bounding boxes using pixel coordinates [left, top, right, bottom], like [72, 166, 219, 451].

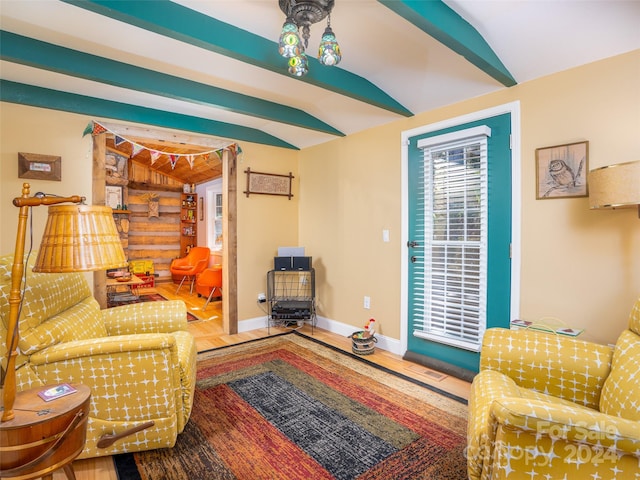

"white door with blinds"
[414, 127, 490, 352]
[404, 111, 514, 374]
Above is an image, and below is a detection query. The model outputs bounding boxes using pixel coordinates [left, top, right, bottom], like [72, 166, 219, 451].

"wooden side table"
[106, 275, 145, 305]
[0, 384, 90, 480]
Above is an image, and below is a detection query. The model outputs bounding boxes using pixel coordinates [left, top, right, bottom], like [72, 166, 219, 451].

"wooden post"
[222, 148, 238, 334]
[92, 133, 108, 309]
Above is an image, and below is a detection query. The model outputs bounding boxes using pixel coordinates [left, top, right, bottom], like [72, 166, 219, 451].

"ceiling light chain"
[278, 0, 341, 77]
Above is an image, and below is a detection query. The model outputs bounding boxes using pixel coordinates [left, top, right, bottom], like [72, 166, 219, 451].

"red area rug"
[114, 333, 468, 479]
[108, 293, 199, 322]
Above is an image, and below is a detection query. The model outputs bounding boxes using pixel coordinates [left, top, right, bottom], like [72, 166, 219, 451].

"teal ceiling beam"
[0, 30, 342, 138]
[0, 80, 299, 150]
[377, 0, 516, 87]
[61, 0, 413, 117]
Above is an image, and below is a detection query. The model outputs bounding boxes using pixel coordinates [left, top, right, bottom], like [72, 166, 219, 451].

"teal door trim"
[400, 102, 521, 372]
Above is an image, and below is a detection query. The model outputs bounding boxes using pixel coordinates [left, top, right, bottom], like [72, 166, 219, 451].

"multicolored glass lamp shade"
[318, 25, 341, 66]
[288, 53, 309, 77]
[278, 0, 341, 76]
[278, 17, 302, 58]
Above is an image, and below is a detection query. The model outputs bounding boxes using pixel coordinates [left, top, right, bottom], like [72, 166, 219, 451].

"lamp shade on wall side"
[588, 160, 640, 209]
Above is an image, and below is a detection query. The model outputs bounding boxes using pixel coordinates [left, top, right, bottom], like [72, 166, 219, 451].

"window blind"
[413, 127, 489, 351]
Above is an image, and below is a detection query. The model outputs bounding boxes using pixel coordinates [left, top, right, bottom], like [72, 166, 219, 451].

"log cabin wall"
[127, 188, 181, 281]
[125, 159, 185, 282]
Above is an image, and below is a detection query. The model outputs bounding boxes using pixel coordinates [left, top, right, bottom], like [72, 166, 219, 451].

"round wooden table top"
[1, 384, 91, 480]
[1, 384, 90, 429]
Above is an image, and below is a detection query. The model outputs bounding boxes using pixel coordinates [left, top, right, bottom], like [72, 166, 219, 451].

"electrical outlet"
[257, 293, 266, 303]
[364, 296, 370, 309]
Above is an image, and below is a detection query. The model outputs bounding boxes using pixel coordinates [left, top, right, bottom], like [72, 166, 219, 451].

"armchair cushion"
[20, 297, 106, 355]
[172, 265, 192, 270]
[600, 329, 640, 420]
[479, 328, 612, 409]
[0, 267, 107, 355]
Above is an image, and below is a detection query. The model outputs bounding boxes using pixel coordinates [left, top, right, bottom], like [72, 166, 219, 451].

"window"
[413, 126, 490, 351]
[206, 180, 223, 249]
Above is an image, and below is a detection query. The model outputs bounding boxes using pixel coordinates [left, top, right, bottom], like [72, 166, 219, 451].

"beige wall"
[234, 143, 299, 320]
[300, 50, 640, 346]
[0, 105, 300, 322]
[0, 106, 94, 252]
[2, 50, 638, 347]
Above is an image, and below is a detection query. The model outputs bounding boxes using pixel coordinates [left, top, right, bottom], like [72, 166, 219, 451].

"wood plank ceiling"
[106, 135, 223, 186]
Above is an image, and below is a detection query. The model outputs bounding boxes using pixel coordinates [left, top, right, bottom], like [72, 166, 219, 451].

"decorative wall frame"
[199, 197, 204, 221]
[243, 168, 294, 199]
[18, 152, 62, 181]
[536, 141, 589, 199]
[105, 185, 123, 209]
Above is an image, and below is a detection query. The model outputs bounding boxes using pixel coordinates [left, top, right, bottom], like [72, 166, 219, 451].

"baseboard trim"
[238, 315, 403, 356]
[239, 316, 475, 382]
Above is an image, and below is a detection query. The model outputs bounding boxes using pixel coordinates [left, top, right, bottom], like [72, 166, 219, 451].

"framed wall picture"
[243, 168, 294, 199]
[536, 141, 589, 199]
[18, 152, 62, 181]
[105, 185, 123, 209]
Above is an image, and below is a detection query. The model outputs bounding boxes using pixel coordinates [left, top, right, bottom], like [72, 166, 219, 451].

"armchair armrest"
[29, 334, 179, 364]
[101, 300, 188, 336]
[490, 398, 640, 455]
[480, 328, 613, 408]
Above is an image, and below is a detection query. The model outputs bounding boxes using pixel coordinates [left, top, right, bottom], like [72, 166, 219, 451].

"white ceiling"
[1, 0, 638, 150]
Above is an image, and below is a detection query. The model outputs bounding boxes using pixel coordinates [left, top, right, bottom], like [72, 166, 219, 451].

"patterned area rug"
[114, 333, 468, 479]
[108, 293, 199, 322]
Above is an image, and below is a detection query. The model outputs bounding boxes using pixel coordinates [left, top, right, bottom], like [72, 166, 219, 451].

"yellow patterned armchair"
[468, 298, 640, 480]
[0, 253, 197, 459]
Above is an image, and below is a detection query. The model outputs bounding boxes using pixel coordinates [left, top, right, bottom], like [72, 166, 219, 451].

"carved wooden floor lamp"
[1, 183, 126, 480]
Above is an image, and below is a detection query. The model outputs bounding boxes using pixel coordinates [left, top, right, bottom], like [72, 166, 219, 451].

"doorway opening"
[90, 122, 238, 334]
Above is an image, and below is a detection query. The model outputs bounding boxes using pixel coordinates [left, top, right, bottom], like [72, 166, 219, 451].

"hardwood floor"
[56, 282, 470, 480]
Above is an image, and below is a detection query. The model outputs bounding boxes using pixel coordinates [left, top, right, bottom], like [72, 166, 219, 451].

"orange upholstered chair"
[170, 247, 210, 294]
[196, 266, 222, 311]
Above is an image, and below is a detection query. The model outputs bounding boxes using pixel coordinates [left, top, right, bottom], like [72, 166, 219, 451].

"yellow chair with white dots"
[467, 298, 640, 480]
[0, 253, 197, 459]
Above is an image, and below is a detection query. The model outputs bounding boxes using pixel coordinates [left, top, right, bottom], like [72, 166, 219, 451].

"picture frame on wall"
[535, 141, 589, 199]
[243, 168, 294, 199]
[105, 185, 123, 209]
[18, 152, 62, 181]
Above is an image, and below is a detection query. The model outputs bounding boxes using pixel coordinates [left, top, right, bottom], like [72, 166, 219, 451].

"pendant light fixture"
[317, 14, 341, 66]
[278, 0, 341, 76]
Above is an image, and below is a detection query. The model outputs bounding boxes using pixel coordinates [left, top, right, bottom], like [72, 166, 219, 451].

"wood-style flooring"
[54, 282, 470, 480]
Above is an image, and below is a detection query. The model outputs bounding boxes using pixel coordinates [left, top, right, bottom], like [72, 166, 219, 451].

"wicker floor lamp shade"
[33, 205, 127, 273]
